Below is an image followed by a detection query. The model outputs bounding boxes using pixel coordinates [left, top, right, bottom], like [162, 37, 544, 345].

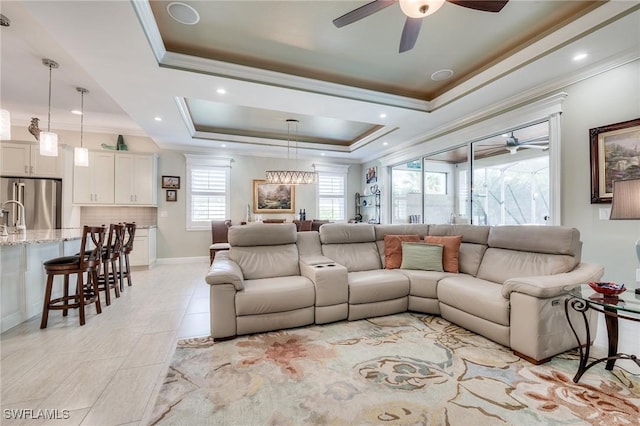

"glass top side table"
[564, 283, 640, 383]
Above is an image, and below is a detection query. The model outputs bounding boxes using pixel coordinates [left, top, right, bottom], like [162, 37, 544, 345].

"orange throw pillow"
[424, 235, 462, 273]
[384, 234, 421, 269]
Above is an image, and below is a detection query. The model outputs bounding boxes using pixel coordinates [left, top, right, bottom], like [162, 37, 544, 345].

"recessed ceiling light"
[167, 2, 200, 25]
[71, 110, 82, 115]
[383, 142, 388, 146]
[431, 69, 454, 81]
[321, 153, 325, 156]
[217, 88, 226, 95]
[379, 113, 387, 119]
[221, 144, 226, 148]
[573, 52, 588, 61]
[154, 117, 162, 122]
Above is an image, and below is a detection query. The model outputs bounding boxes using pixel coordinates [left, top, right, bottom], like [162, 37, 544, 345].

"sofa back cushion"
[476, 225, 581, 283]
[487, 225, 581, 256]
[296, 231, 323, 258]
[319, 223, 380, 272]
[476, 248, 578, 284]
[231, 245, 300, 280]
[428, 224, 490, 276]
[228, 223, 300, 279]
[229, 223, 297, 246]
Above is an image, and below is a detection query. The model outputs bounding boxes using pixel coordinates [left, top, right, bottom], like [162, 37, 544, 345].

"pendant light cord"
[80, 89, 84, 148]
[47, 63, 52, 132]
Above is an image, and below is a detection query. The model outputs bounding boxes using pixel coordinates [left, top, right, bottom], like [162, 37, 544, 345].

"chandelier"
[265, 119, 317, 185]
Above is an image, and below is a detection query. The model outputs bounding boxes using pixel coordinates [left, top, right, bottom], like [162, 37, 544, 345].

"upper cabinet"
[73, 151, 115, 204]
[1, 142, 61, 178]
[114, 153, 158, 205]
[73, 151, 158, 206]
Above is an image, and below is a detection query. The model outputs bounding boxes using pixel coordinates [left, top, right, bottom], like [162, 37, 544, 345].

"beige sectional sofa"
[206, 222, 604, 363]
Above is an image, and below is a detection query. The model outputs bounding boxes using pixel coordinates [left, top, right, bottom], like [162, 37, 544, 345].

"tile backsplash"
[81, 206, 157, 226]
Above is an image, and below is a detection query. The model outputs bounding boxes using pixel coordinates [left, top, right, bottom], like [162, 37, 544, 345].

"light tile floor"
[1, 261, 638, 425]
[1, 260, 212, 426]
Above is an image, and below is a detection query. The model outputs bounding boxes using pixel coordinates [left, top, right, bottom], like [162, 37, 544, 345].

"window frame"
[314, 164, 350, 221]
[185, 155, 231, 231]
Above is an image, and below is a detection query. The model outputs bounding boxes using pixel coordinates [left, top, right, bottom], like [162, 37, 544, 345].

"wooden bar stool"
[41, 225, 106, 328]
[120, 222, 136, 289]
[96, 223, 125, 305]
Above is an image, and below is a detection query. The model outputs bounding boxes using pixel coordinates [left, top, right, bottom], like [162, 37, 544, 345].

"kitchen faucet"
[2, 200, 26, 233]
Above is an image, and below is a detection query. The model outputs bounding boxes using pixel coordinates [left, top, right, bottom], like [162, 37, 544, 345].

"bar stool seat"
[41, 225, 106, 328]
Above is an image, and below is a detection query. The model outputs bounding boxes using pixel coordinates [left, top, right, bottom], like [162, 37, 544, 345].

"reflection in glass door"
[471, 122, 550, 225]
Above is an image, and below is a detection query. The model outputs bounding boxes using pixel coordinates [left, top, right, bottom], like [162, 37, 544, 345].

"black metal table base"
[565, 297, 640, 383]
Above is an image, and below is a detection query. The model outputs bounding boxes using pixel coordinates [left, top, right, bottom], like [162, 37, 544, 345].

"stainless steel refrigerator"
[1, 176, 62, 230]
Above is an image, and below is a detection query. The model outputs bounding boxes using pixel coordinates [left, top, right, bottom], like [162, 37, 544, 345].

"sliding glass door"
[471, 122, 550, 225]
[390, 121, 550, 225]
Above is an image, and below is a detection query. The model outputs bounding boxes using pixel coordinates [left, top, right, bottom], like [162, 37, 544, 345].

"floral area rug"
[149, 313, 639, 425]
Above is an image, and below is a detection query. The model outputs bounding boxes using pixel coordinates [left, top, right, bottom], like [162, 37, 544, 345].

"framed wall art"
[590, 118, 640, 203]
[366, 166, 377, 184]
[253, 179, 295, 213]
[162, 175, 180, 189]
[166, 189, 177, 202]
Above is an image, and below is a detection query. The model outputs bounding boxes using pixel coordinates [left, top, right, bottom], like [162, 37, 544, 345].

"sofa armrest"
[300, 257, 348, 307]
[502, 262, 604, 299]
[206, 251, 244, 290]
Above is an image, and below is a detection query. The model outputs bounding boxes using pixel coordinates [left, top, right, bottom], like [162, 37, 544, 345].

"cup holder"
[314, 263, 336, 268]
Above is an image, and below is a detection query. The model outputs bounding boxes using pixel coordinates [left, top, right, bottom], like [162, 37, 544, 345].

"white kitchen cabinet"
[1, 142, 60, 178]
[73, 151, 115, 204]
[130, 227, 157, 268]
[114, 153, 158, 206]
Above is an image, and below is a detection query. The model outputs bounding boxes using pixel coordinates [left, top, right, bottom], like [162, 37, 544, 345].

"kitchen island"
[1, 229, 84, 332]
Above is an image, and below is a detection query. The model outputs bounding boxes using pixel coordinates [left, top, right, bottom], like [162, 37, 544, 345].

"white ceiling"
[1, 1, 639, 164]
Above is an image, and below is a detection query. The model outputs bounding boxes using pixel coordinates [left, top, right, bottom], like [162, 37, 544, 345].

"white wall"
[561, 60, 640, 284]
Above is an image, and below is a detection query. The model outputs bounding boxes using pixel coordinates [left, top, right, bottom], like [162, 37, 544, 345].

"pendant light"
[74, 87, 89, 167]
[265, 119, 318, 185]
[40, 58, 59, 156]
[0, 109, 10, 140]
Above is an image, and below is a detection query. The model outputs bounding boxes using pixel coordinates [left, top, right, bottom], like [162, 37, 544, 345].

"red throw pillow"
[384, 234, 421, 269]
[424, 235, 462, 273]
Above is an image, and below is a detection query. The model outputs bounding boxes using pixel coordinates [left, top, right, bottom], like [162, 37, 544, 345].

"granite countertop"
[0, 224, 156, 246]
[0, 229, 84, 246]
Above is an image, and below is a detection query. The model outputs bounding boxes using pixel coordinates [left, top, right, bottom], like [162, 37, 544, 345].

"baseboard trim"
[156, 256, 209, 265]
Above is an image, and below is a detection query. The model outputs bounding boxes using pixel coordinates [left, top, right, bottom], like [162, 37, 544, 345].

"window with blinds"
[318, 173, 345, 220]
[187, 165, 229, 229]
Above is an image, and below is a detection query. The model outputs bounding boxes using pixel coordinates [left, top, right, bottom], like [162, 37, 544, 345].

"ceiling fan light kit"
[399, 0, 445, 18]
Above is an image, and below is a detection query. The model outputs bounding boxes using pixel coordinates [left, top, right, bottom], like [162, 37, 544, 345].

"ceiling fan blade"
[520, 144, 549, 150]
[447, 0, 509, 13]
[333, 0, 396, 28]
[399, 17, 423, 53]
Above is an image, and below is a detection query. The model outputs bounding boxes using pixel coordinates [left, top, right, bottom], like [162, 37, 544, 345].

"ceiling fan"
[502, 133, 549, 155]
[333, 0, 509, 53]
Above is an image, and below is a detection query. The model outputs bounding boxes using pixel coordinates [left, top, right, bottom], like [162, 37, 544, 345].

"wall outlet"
[159, 210, 168, 218]
[599, 208, 610, 220]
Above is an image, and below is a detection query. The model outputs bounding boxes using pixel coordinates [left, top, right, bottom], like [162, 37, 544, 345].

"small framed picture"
[366, 166, 377, 184]
[166, 189, 177, 202]
[162, 176, 180, 189]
